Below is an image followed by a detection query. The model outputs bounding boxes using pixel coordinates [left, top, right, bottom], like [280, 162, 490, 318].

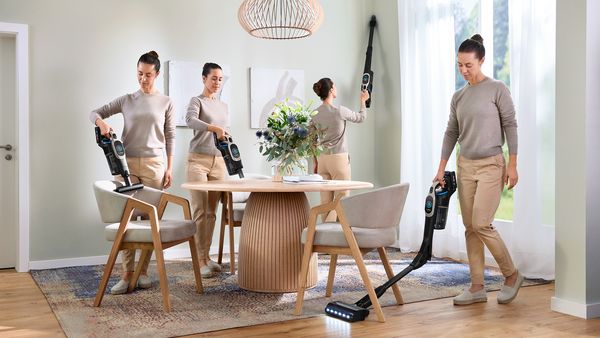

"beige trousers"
[186, 153, 226, 260]
[317, 152, 351, 222]
[457, 153, 516, 285]
[119, 156, 165, 274]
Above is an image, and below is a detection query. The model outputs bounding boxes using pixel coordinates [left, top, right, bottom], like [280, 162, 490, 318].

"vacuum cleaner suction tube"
[324, 171, 457, 322]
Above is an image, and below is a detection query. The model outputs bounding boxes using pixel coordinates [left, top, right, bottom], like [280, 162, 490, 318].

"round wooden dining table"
[182, 178, 373, 293]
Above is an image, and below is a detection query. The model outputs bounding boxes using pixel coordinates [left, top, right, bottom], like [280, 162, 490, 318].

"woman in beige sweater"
[311, 78, 369, 222]
[90, 51, 175, 295]
[185, 63, 229, 278]
[434, 34, 522, 306]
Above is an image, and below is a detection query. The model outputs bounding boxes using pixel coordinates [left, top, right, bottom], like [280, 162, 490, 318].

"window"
[453, 0, 513, 221]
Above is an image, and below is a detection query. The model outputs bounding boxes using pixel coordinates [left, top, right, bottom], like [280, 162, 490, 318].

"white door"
[0, 34, 17, 269]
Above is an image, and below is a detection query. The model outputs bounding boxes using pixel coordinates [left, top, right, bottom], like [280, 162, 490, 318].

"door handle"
[1, 144, 12, 151]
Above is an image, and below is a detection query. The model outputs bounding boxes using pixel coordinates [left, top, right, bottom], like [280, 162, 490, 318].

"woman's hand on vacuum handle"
[433, 159, 448, 187]
[208, 124, 227, 140]
[360, 89, 370, 104]
[95, 118, 112, 137]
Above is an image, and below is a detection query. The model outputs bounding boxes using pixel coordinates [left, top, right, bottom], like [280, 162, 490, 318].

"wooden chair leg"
[227, 193, 236, 274]
[154, 246, 171, 312]
[294, 241, 316, 315]
[337, 206, 386, 322]
[378, 247, 404, 305]
[218, 210, 226, 265]
[325, 254, 338, 297]
[94, 242, 123, 307]
[189, 238, 204, 294]
[128, 249, 151, 293]
[353, 250, 385, 322]
[228, 224, 236, 274]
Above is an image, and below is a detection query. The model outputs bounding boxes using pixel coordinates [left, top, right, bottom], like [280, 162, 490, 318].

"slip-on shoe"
[453, 288, 488, 305]
[207, 260, 222, 272]
[201, 265, 217, 278]
[110, 279, 129, 295]
[497, 271, 525, 304]
[137, 274, 152, 289]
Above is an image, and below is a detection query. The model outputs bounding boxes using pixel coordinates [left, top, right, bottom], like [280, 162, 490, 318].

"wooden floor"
[1, 269, 599, 338]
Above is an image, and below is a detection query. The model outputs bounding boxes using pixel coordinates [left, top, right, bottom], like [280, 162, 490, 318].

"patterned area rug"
[31, 250, 546, 337]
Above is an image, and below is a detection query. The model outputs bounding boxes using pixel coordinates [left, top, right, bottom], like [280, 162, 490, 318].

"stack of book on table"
[282, 174, 327, 184]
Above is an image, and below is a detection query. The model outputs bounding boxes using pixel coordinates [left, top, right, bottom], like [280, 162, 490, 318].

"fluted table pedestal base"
[238, 192, 318, 293]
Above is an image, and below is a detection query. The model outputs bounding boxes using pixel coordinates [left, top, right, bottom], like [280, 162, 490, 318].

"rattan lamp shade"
[238, 0, 324, 40]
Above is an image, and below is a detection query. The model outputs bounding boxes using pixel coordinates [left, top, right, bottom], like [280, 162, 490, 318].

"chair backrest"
[92, 180, 163, 223]
[93, 181, 131, 223]
[230, 173, 271, 203]
[340, 182, 410, 229]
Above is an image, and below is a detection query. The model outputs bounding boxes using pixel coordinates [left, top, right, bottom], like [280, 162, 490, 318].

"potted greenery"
[256, 100, 324, 181]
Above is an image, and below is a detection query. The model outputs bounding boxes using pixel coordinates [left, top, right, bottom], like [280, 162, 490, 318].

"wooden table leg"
[238, 192, 318, 292]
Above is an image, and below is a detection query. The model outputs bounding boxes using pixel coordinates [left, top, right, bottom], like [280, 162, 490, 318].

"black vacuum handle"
[363, 15, 376, 108]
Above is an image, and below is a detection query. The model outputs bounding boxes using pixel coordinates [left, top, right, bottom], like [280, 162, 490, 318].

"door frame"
[0, 22, 29, 272]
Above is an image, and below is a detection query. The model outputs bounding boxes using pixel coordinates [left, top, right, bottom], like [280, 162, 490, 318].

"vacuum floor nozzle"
[115, 183, 144, 193]
[324, 301, 369, 322]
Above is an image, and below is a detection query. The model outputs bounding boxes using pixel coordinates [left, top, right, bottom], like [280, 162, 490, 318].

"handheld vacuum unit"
[95, 127, 144, 193]
[325, 171, 457, 322]
[213, 133, 244, 178]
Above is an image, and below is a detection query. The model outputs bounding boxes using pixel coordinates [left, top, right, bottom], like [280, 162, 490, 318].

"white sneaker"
[207, 260, 222, 272]
[453, 288, 487, 305]
[497, 271, 525, 304]
[137, 274, 152, 289]
[110, 279, 129, 295]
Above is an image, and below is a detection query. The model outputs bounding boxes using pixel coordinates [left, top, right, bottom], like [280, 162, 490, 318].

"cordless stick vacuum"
[325, 171, 458, 322]
[361, 15, 377, 108]
[95, 127, 144, 193]
[213, 133, 244, 178]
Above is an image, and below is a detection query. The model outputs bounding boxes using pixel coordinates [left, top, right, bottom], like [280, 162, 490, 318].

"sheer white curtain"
[506, 0, 555, 280]
[398, 0, 556, 280]
[398, 0, 463, 256]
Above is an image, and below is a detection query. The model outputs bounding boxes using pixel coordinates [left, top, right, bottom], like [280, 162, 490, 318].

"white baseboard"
[29, 246, 231, 270]
[551, 296, 600, 319]
[29, 255, 110, 270]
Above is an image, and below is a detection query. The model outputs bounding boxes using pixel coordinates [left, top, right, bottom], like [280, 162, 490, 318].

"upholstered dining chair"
[92, 180, 203, 312]
[217, 173, 271, 274]
[294, 183, 410, 322]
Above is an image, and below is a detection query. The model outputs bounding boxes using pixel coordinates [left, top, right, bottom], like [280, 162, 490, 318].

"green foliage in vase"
[256, 100, 325, 174]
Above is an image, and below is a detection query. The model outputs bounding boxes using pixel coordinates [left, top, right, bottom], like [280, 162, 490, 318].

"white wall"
[554, 0, 600, 319]
[0, 0, 378, 262]
[369, 0, 402, 187]
[555, 0, 587, 305]
[586, 0, 600, 306]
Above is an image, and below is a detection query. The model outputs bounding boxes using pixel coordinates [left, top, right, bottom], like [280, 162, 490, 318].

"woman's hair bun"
[313, 78, 334, 100]
[138, 51, 161, 72]
[313, 82, 322, 93]
[470, 34, 484, 45]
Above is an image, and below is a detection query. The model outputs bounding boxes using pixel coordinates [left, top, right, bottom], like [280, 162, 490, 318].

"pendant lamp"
[238, 0, 324, 40]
